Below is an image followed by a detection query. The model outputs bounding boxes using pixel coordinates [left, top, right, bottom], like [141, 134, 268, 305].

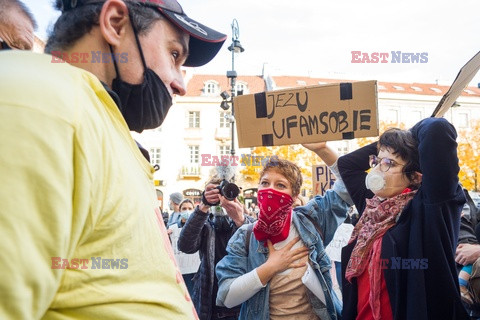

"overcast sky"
[25, 0, 480, 87]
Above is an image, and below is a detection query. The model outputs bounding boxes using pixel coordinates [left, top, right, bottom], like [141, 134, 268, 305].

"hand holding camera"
[202, 179, 240, 206]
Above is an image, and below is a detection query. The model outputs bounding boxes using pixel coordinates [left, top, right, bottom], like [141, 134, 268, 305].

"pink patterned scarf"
[346, 189, 417, 319]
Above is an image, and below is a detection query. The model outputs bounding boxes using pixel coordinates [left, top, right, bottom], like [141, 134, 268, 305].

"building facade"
[134, 71, 480, 210]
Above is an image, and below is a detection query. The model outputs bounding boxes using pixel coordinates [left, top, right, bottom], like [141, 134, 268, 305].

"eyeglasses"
[369, 155, 405, 172]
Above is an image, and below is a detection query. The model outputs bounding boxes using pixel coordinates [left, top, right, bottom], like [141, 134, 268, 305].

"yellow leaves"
[239, 144, 324, 197]
[457, 119, 480, 191]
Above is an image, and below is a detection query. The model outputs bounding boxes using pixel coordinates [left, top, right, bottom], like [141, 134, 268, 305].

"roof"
[185, 74, 266, 96]
[185, 73, 480, 97]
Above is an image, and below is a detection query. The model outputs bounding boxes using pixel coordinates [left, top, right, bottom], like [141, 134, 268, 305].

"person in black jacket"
[338, 117, 469, 319]
[178, 176, 254, 320]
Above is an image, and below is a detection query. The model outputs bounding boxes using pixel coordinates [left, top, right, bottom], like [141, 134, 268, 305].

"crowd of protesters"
[1, 0, 480, 319]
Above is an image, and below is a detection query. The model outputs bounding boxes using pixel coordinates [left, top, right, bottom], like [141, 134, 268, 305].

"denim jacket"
[216, 179, 351, 320]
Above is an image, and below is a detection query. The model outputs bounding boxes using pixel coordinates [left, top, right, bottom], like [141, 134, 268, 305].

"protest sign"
[235, 80, 378, 147]
[431, 50, 480, 117]
[168, 225, 200, 274]
[312, 165, 336, 196]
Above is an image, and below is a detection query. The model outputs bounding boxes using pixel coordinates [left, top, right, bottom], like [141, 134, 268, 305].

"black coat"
[338, 118, 469, 320]
[178, 207, 252, 320]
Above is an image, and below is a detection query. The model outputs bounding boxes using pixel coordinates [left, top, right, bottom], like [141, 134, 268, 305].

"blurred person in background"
[0, 0, 36, 50]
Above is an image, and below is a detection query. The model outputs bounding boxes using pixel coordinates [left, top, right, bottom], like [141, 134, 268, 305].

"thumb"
[266, 239, 274, 251]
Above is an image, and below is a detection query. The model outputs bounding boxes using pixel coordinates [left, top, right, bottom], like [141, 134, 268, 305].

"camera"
[202, 179, 240, 206]
[217, 179, 240, 201]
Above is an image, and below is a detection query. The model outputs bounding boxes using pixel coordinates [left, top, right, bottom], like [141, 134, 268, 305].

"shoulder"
[227, 222, 257, 252]
[0, 51, 111, 126]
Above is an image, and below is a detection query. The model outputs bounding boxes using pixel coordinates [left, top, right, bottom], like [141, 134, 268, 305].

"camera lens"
[222, 183, 240, 201]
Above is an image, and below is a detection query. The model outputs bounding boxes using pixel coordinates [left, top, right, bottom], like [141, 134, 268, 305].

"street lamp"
[220, 18, 244, 158]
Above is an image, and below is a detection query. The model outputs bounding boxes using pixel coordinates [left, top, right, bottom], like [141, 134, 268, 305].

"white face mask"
[365, 170, 386, 192]
[180, 211, 192, 220]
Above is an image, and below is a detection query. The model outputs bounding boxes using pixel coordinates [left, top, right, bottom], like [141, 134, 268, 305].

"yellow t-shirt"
[0, 51, 197, 319]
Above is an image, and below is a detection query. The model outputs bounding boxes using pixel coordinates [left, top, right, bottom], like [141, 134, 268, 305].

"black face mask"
[112, 69, 172, 133]
[109, 18, 173, 133]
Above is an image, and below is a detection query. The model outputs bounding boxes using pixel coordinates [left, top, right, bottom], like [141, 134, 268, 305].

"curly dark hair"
[378, 127, 421, 188]
[45, 0, 163, 53]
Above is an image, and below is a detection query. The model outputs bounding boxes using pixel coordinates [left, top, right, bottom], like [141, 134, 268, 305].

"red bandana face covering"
[253, 188, 294, 245]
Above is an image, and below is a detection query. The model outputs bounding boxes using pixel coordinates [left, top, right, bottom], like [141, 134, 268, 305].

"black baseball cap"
[61, 0, 227, 67]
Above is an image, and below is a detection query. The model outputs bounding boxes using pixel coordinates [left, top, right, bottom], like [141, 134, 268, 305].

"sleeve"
[410, 117, 459, 203]
[215, 225, 251, 307]
[330, 160, 353, 206]
[177, 206, 209, 254]
[223, 268, 265, 308]
[310, 190, 351, 247]
[337, 142, 377, 215]
[0, 107, 77, 319]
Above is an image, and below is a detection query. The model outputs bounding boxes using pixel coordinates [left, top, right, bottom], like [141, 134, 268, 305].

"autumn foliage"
[238, 144, 319, 197]
[240, 119, 479, 196]
[457, 119, 480, 192]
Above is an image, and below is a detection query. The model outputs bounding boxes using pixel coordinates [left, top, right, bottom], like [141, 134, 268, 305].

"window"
[410, 86, 422, 92]
[188, 145, 199, 164]
[204, 81, 219, 96]
[219, 145, 230, 156]
[336, 141, 349, 156]
[149, 148, 161, 166]
[219, 111, 231, 128]
[386, 109, 399, 124]
[188, 111, 200, 128]
[457, 113, 469, 128]
[406, 110, 422, 127]
[235, 82, 248, 95]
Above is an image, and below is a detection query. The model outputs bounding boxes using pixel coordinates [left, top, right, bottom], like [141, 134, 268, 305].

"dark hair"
[378, 128, 420, 188]
[258, 156, 303, 197]
[179, 198, 194, 211]
[45, 0, 163, 53]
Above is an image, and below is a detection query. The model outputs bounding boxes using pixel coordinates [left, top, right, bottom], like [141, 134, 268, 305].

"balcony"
[180, 165, 202, 180]
[215, 127, 231, 142]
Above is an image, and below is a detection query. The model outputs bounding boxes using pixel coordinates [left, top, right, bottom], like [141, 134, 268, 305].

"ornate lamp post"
[220, 19, 244, 157]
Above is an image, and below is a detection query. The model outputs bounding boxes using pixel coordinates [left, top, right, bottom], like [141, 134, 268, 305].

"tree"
[238, 144, 320, 198]
[457, 119, 480, 192]
[358, 118, 480, 192]
[238, 118, 480, 196]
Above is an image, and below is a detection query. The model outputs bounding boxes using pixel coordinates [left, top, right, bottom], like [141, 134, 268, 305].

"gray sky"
[24, 0, 480, 87]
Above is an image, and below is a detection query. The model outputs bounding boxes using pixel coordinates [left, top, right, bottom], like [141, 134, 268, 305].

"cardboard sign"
[312, 165, 336, 196]
[234, 80, 379, 147]
[168, 225, 200, 274]
[431, 50, 480, 118]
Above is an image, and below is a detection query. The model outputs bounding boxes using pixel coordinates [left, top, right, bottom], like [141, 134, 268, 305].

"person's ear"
[412, 172, 423, 185]
[98, 0, 130, 47]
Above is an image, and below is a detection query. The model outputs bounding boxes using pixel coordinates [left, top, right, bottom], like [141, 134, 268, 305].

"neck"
[62, 30, 116, 88]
